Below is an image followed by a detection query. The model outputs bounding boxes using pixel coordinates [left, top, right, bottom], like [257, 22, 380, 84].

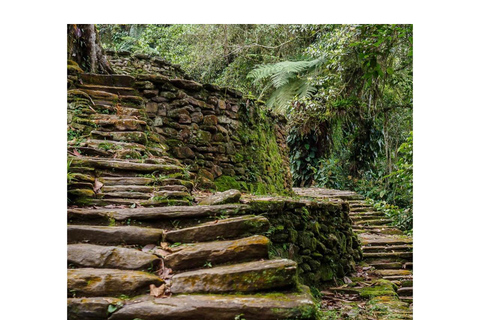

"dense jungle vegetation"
[96, 24, 413, 233]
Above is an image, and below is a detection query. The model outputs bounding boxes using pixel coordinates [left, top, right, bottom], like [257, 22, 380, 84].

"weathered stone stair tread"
[80, 73, 135, 87]
[80, 139, 147, 150]
[165, 235, 269, 271]
[293, 187, 363, 200]
[77, 198, 191, 207]
[165, 215, 270, 243]
[363, 252, 412, 260]
[68, 297, 122, 320]
[369, 262, 405, 269]
[383, 275, 413, 281]
[100, 176, 154, 186]
[69, 157, 183, 173]
[68, 243, 160, 270]
[92, 118, 147, 131]
[362, 244, 413, 252]
[351, 214, 387, 221]
[90, 130, 147, 143]
[68, 268, 163, 297]
[354, 218, 393, 226]
[100, 191, 152, 199]
[374, 269, 412, 276]
[360, 237, 413, 246]
[78, 84, 136, 95]
[397, 287, 413, 296]
[68, 204, 249, 221]
[108, 287, 317, 320]
[102, 185, 155, 193]
[399, 296, 413, 303]
[68, 225, 163, 245]
[171, 258, 297, 294]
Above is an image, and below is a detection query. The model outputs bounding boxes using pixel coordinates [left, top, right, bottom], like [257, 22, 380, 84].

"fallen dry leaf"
[93, 179, 104, 193]
[154, 248, 171, 257]
[142, 244, 156, 252]
[73, 149, 81, 156]
[149, 284, 166, 297]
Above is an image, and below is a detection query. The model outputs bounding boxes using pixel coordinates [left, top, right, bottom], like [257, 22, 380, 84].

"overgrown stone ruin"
[67, 52, 413, 319]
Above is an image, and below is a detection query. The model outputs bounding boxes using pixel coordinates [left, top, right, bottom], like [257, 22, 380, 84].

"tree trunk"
[67, 24, 114, 74]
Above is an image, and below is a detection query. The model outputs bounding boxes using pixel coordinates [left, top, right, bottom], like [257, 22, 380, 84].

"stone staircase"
[68, 73, 194, 207]
[294, 188, 413, 319]
[67, 73, 317, 319]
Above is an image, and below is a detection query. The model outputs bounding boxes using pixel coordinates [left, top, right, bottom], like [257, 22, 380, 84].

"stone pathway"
[294, 188, 413, 319]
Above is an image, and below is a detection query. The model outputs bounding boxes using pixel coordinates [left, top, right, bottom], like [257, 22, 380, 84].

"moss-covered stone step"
[76, 139, 148, 152]
[100, 176, 154, 186]
[68, 204, 249, 223]
[78, 84, 136, 96]
[399, 296, 413, 304]
[170, 258, 297, 294]
[353, 226, 404, 235]
[101, 185, 155, 193]
[383, 274, 413, 281]
[362, 244, 413, 253]
[92, 118, 147, 132]
[68, 225, 163, 245]
[359, 236, 413, 246]
[397, 287, 413, 296]
[156, 184, 189, 192]
[374, 269, 412, 277]
[79, 89, 144, 106]
[350, 207, 373, 212]
[153, 178, 194, 191]
[69, 157, 183, 174]
[68, 244, 160, 270]
[67, 297, 122, 320]
[165, 235, 269, 271]
[80, 73, 135, 87]
[100, 191, 152, 199]
[72, 197, 191, 208]
[107, 287, 317, 320]
[90, 130, 147, 143]
[68, 268, 163, 297]
[354, 218, 393, 226]
[293, 187, 364, 200]
[165, 215, 270, 243]
[350, 213, 386, 221]
[369, 261, 405, 269]
[363, 252, 412, 261]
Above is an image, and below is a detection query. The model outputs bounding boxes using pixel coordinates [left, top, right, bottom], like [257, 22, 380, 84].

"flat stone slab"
[165, 215, 270, 243]
[69, 157, 182, 173]
[68, 244, 160, 270]
[67, 297, 121, 320]
[68, 225, 163, 245]
[198, 189, 241, 205]
[80, 73, 135, 87]
[100, 176, 154, 186]
[90, 130, 148, 143]
[293, 187, 363, 200]
[165, 235, 269, 271]
[170, 259, 297, 294]
[68, 268, 163, 297]
[109, 287, 317, 320]
[68, 204, 249, 222]
[374, 269, 413, 276]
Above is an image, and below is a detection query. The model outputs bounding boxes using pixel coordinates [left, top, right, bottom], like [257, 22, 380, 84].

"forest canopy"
[96, 24, 413, 233]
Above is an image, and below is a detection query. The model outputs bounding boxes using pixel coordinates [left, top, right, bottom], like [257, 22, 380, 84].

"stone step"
[75, 139, 148, 152]
[354, 218, 393, 226]
[91, 118, 147, 132]
[154, 178, 194, 191]
[107, 287, 317, 320]
[374, 269, 413, 277]
[101, 185, 155, 193]
[67, 297, 122, 320]
[67, 225, 163, 245]
[89, 114, 139, 120]
[156, 184, 189, 192]
[78, 84, 136, 96]
[397, 287, 413, 296]
[351, 214, 386, 221]
[399, 296, 413, 304]
[68, 268, 163, 297]
[359, 236, 413, 246]
[165, 215, 270, 243]
[369, 261, 405, 269]
[363, 252, 413, 262]
[353, 226, 404, 235]
[350, 207, 373, 212]
[68, 204, 249, 223]
[90, 130, 147, 143]
[68, 244, 160, 270]
[80, 73, 135, 87]
[100, 191, 152, 199]
[165, 235, 269, 271]
[350, 211, 384, 218]
[383, 275, 413, 281]
[170, 258, 297, 294]
[362, 244, 413, 253]
[69, 157, 183, 174]
[73, 197, 191, 208]
[100, 176, 154, 186]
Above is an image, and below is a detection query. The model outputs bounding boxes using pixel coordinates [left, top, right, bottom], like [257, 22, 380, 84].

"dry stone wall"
[107, 51, 292, 193]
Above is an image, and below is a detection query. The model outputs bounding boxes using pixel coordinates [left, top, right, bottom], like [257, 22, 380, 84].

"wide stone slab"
[69, 157, 183, 173]
[165, 215, 270, 243]
[68, 244, 160, 270]
[68, 225, 163, 245]
[170, 259, 297, 294]
[165, 235, 269, 271]
[80, 73, 135, 87]
[68, 204, 250, 222]
[67, 297, 121, 320]
[198, 189, 241, 205]
[109, 286, 317, 320]
[68, 268, 163, 297]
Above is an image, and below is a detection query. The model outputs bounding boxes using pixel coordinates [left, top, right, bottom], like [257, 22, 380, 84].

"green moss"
[214, 176, 242, 192]
[359, 280, 397, 299]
